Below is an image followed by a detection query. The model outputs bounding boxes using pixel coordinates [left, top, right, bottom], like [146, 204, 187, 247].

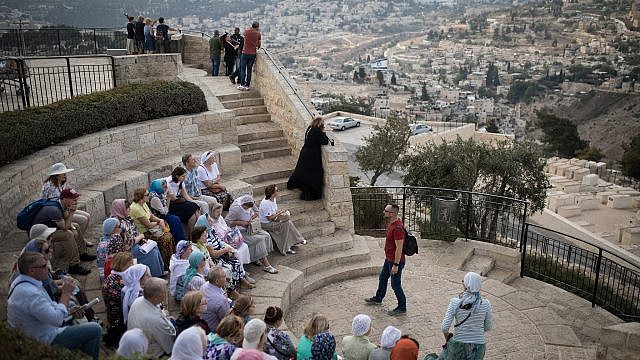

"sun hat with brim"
[48, 163, 74, 176]
[29, 223, 56, 241]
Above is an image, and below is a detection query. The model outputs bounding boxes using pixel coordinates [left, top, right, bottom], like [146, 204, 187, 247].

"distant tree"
[353, 70, 359, 82]
[552, 38, 558, 47]
[358, 67, 366, 82]
[376, 70, 384, 86]
[355, 115, 411, 185]
[366, 54, 371, 63]
[317, 72, 323, 80]
[537, 112, 588, 157]
[420, 83, 430, 101]
[485, 119, 499, 133]
[390, 72, 397, 85]
[478, 86, 496, 99]
[620, 134, 640, 181]
[485, 63, 500, 88]
[576, 146, 604, 161]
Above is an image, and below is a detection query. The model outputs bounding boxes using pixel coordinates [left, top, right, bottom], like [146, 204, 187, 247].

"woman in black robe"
[287, 117, 331, 200]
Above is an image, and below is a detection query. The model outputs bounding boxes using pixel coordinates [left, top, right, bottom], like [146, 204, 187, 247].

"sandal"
[263, 266, 279, 274]
[286, 249, 296, 255]
[299, 239, 307, 245]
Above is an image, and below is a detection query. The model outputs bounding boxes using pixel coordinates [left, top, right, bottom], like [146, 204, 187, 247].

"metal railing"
[351, 186, 640, 320]
[350, 186, 528, 248]
[522, 223, 640, 321]
[1, 55, 116, 112]
[588, 164, 640, 191]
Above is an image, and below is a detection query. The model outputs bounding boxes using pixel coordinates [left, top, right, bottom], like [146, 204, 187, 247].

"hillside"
[544, 91, 640, 162]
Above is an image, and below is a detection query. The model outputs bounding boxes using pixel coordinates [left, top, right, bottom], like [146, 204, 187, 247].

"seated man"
[127, 277, 177, 358]
[31, 188, 93, 275]
[201, 267, 230, 331]
[182, 153, 218, 215]
[7, 252, 102, 360]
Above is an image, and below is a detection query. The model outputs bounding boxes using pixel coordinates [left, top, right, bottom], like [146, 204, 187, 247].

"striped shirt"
[441, 296, 493, 344]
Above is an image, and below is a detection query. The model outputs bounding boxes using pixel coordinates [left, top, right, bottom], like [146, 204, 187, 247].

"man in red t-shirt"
[365, 203, 407, 316]
[237, 21, 262, 91]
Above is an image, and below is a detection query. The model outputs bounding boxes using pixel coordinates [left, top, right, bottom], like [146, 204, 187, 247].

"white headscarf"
[122, 264, 150, 322]
[200, 150, 215, 165]
[380, 325, 402, 348]
[172, 326, 206, 360]
[351, 314, 372, 337]
[461, 271, 483, 312]
[117, 328, 148, 358]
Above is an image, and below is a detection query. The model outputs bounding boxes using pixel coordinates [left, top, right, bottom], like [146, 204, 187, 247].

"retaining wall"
[113, 53, 183, 86]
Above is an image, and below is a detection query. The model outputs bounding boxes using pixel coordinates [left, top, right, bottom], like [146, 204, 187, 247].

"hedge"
[0, 320, 88, 359]
[0, 80, 208, 166]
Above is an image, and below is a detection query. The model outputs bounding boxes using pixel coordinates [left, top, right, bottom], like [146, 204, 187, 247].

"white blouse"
[197, 163, 220, 190]
[259, 198, 278, 224]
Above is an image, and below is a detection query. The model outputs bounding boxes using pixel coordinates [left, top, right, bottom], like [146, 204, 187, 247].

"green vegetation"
[0, 81, 207, 166]
[0, 320, 87, 359]
[620, 134, 640, 181]
[355, 115, 411, 185]
[351, 187, 393, 236]
[506, 80, 544, 103]
[537, 112, 589, 158]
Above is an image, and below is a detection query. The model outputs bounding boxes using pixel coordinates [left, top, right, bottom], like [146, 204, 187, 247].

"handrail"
[350, 185, 529, 204]
[261, 47, 315, 119]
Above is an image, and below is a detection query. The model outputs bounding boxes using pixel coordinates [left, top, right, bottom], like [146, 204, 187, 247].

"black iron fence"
[522, 223, 640, 321]
[351, 186, 640, 320]
[1, 55, 116, 112]
[350, 186, 528, 248]
[0, 27, 127, 57]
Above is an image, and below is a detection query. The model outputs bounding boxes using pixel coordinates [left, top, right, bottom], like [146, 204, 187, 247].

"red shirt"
[385, 218, 405, 262]
[242, 28, 261, 55]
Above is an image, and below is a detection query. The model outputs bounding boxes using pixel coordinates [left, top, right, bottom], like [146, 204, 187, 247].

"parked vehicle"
[409, 123, 433, 135]
[327, 116, 360, 131]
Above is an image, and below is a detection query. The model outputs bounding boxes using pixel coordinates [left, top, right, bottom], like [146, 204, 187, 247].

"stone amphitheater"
[0, 45, 638, 359]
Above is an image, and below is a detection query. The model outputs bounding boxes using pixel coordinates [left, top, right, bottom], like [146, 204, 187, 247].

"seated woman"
[179, 250, 207, 298]
[341, 314, 376, 360]
[209, 203, 252, 278]
[42, 162, 92, 246]
[166, 166, 202, 240]
[117, 328, 148, 359]
[147, 178, 186, 243]
[226, 195, 278, 274]
[297, 314, 338, 360]
[129, 187, 173, 268]
[96, 218, 128, 280]
[121, 263, 150, 323]
[263, 306, 296, 360]
[287, 116, 331, 201]
[312, 332, 337, 360]
[169, 240, 193, 297]
[102, 252, 134, 347]
[231, 295, 256, 325]
[110, 199, 166, 277]
[194, 217, 253, 299]
[369, 326, 402, 360]
[197, 150, 233, 210]
[175, 290, 211, 335]
[204, 314, 244, 360]
[259, 185, 306, 255]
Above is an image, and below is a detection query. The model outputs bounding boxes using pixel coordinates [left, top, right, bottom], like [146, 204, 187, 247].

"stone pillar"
[113, 53, 183, 86]
[597, 322, 640, 359]
[182, 34, 211, 72]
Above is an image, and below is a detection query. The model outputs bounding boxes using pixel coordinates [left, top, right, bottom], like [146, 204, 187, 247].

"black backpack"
[402, 228, 419, 256]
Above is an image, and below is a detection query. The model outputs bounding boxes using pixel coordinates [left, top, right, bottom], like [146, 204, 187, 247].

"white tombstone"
[582, 174, 599, 186]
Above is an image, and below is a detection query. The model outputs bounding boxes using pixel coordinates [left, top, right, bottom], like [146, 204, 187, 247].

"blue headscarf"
[103, 218, 120, 237]
[182, 250, 205, 290]
[148, 178, 165, 197]
[195, 214, 211, 231]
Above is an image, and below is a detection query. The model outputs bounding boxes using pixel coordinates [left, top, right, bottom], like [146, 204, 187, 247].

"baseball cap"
[60, 188, 80, 199]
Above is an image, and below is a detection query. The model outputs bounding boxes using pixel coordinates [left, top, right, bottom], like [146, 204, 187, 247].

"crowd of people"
[126, 15, 178, 55]
[209, 21, 261, 91]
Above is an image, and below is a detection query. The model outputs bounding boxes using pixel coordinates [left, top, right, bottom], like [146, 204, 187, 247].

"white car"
[409, 124, 433, 135]
[327, 117, 360, 131]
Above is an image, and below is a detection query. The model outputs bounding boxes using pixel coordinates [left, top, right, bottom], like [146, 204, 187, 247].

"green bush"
[0, 320, 88, 359]
[351, 187, 392, 236]
[0, 80, 207, 166]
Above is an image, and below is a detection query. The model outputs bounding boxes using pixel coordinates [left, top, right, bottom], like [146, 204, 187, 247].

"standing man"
[126, 16, 136, 55]
[156, 17, 177, 53]
[237, 21, 261, 91]
[209, 30, 222, 76]
[365, 203, 406, 316]
[229, 27, 244, 84]
[135, 15, 146, 54]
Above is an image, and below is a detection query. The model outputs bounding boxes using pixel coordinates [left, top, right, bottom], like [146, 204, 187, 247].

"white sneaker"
[237, 85, 246, 90]
[243, 86, 250, 91]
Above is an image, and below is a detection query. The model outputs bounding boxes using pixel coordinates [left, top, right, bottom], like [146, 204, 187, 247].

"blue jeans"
[52, 322, 102, 360]
[211, 56, 221, 76]
[374, 259, 406, 311]
[239, 53, 256, 87]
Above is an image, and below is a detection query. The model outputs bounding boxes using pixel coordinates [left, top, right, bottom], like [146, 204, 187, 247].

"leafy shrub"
[0, 320, 87, 359]
[351, 187, 392, 237]
[0, 81, 207, 166]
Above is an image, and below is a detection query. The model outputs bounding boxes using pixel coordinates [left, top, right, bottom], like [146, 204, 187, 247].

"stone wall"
[113, 53, 183, 86]
[181, 34, 211, 73]
[0, 109, 238, 240]
[253, 51, 354, 232]
[597, 322, 640, 359]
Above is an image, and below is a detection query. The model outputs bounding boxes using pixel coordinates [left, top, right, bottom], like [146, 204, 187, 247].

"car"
[327, 117, 360, 131]
[409, 124, 433, 136]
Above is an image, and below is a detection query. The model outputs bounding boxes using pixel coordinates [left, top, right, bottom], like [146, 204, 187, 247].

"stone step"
[232, 105, 269, 117]
[486, 266, 518, 284]
[239, 137, 289, 152]
[242, 146, 292, 163]
[253, 188, 300, 203]
[462, 254, 495, 276]
[277, 198, 325, 214]
[220, 97, 264, 109]
[237, 122, 284, 143]
[298, 221, 336, 240]
[290, 209, 331, 228]
[273, 230, 356, 267]
[251, 177, 290, 200]
[236, 156, 296, 185]
[304, 257, 379, 294]
[216, 90, 261, 102]
[235, 113, 272, 125]
[290, 237, 371, 278]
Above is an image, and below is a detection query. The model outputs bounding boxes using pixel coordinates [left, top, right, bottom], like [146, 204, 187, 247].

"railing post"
[519, 202, 528, 251]
[465, 192, 472, 241]
[592, 248, 603, 308]
[401, 187, 407, 225]
[65, 57, 74, 98]
[16, 58, 29, 109]
[520, 222, 529, 277]
[57, 29, 62, 56]
[110, 56, 117, 87]
[93, 29, 98, 54]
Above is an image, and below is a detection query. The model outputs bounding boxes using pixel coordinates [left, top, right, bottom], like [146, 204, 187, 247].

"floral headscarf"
[311, 332, 336, 360]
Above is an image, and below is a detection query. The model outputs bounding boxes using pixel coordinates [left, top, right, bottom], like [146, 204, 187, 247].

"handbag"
[224, 227, 244, 249]
[247, 218, 261, 235]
